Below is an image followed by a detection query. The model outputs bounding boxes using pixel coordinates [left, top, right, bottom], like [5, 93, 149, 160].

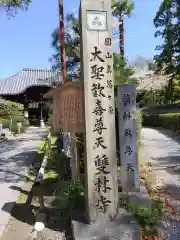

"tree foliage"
[114, 54, 137, 85]
[171, 75, 180, 102]
[112, 0, 135, 57]
[111, 0, 135, 18]
[153, 0, 180, 102]
[50, 13, 80, 78]
[0, 0, 31, 13]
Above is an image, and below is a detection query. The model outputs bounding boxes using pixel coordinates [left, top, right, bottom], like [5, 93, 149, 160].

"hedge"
[0, 116, 29, 133]
[142, 103, 180, 115]
[143, 113, 180, 132]
[0, 100, 24, 119]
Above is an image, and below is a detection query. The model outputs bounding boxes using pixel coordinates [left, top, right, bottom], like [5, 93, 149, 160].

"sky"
[0, 0, 162, 78]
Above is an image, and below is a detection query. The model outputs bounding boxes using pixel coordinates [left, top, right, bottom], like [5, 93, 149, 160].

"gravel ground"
[142, 127, 180, 240]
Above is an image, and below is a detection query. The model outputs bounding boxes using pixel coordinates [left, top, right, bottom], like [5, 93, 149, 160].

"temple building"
[0, 68, 60, 125]
[0, 67, 168, 126]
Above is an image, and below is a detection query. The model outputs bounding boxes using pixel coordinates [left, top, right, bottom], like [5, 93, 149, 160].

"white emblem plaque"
[86, 11, 107, 31]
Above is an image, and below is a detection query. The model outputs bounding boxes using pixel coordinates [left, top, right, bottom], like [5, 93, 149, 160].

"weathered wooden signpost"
[118, 84, 140, 192]
[44, 82, 84, 181]
[72, 0, 140, 239]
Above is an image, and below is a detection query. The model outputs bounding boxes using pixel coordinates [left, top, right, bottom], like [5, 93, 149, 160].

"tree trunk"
[59, 0, 67, 84]
[119, 14, 125, 58]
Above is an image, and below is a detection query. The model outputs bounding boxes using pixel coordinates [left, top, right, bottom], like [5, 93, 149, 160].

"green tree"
[50, 13, 80, 78]
[0, 0, 31, 13]
[147, 61, 157, 71]
[153, 0, 180, 103]
[171, 75, 180, 102]
[114, 53, 137, 85]
[114, 53, 137, 98]
[112, 0, 135, 58]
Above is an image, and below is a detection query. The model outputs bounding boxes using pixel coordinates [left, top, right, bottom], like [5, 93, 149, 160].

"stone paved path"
[0, 127, 45, 237]
[142, 127, 180, 240]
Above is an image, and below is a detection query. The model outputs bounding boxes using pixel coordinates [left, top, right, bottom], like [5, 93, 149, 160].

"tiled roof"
[0, 68, 168, 95]
[0, 68, 60, 95]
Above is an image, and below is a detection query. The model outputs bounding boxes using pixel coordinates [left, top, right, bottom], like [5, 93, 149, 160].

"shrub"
[10, 115, 25, 122]
[0, 100, 26, 132]
[120, 197, 164, 237]
[0, 116, 29, 133]
[143, 113, 180, 132]
[0, 100, 24, 118]
[142, 102, 180, 115]
[45, 139, 71, 181]
[64, 181, 85, 211]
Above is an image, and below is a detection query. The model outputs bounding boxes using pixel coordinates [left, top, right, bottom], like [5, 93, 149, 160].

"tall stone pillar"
[79, 0, 118, 223]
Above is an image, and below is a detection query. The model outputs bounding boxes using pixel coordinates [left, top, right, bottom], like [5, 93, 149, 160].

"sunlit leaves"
[111, 0, 135, 18]
[0, 0, 31, 15]
[153, 0, 180, 102]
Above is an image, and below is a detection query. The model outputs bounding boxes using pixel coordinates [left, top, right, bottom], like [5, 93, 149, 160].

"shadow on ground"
[1, 178, 71, 235]
[142, 127, 180, 181]
[2, 202, 67, 233]
[151, 155, 180, 183]
[0, 128, 46, 183]
[0, 127, 46, 184]
[159, 184, 180, 203]
[142, 128, 180, 239]
[1, 133, 76, 238]
[0, 150, 37, 183]
[155, 127, 180, 144]
[143, 127, 180, 146]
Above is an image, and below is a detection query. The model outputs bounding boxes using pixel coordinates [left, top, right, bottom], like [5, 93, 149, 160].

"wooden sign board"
[48, 82, 85, 134]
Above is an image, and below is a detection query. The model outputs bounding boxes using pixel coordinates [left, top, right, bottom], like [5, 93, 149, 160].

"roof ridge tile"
[22, 68, 53, 72]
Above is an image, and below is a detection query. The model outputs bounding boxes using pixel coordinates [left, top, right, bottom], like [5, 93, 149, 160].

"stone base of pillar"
[40, 120, 45, 128]
[72, 208, 141, 240]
